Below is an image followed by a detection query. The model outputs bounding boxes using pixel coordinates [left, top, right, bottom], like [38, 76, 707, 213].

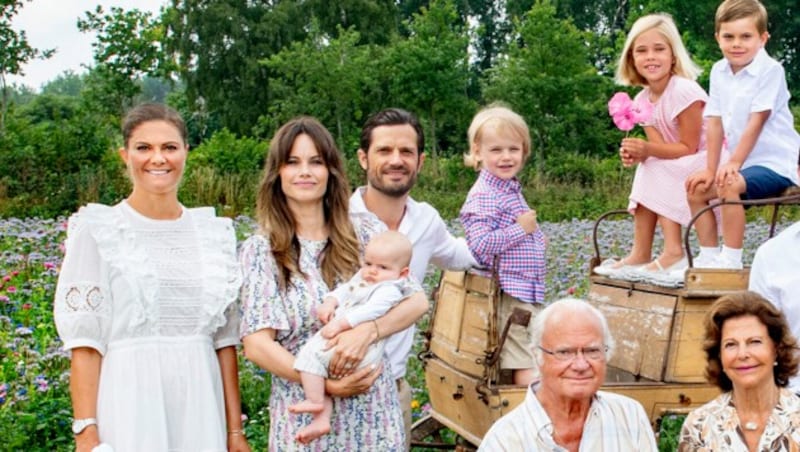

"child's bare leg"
[646, 217, 685, 270]
[627, 206, 657, 264]
[687, 186, 719, 247]
[718, 176, 747, 249]
[289, 372, 326, 414]
[513, 368, 538, 386]
[296, 396, 333, 444]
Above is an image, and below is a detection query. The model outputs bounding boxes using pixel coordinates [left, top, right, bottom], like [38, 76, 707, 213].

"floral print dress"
[239, 216, 404, 451]
[679, 388, 800, 451]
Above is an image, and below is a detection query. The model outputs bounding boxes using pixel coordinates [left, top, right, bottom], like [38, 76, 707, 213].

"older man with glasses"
[479, 298, 657, 451]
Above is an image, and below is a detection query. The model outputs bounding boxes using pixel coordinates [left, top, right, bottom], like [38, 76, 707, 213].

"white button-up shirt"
[704, 48, 800, 184]
[749, 220, 800, 392]
[349, 187, 477, 379]
[479, 384, 657, 451]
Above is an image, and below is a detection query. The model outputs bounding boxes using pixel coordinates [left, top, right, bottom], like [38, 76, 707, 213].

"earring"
[774, 361, 778, 367]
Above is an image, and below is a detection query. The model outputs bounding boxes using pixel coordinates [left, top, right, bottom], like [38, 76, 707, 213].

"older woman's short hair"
[530, 298, 615, 362]
[703, 291, 799, 391]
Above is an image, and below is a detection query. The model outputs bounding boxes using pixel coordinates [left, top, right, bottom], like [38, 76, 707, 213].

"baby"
[289, 230, 413, 443]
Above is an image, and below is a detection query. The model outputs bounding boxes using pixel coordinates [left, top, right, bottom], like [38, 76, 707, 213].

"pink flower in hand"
[608, 92, 632, 118]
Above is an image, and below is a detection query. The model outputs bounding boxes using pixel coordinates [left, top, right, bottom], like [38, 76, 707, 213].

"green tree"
[165, 0, 307, 136]
[382, 0, 474, 161]
[304, 0, 400, 45]
[484, 0, 616, 167]
[262, 23, 379, 151]
[0, 0, 53, 133]
[77, 5, 173, 115]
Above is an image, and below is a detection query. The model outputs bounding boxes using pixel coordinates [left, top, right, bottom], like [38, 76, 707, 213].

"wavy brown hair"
[256, 117, 360, 290]
[703, 291, 799, 391]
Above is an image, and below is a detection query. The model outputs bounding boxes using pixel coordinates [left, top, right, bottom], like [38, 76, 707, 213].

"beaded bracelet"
[227, 429, 244, 435]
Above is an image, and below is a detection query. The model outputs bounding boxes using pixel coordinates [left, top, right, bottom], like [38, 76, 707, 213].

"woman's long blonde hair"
[256, 117, 360, 290]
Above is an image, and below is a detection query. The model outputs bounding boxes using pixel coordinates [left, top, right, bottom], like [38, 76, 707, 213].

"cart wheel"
[410, 414, 454, 450]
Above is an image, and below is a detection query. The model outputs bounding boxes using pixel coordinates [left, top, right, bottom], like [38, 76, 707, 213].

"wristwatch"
[72, 418, 97, 435]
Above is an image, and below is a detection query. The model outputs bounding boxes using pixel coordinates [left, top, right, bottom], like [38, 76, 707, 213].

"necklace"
[743, 421, 758, 431]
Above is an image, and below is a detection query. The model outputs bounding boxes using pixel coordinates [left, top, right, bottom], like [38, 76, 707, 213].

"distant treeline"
[1, 0, 798, 218]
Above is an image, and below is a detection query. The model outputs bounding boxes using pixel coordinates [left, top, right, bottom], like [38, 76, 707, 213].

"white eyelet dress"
[54, 201, 241, 452]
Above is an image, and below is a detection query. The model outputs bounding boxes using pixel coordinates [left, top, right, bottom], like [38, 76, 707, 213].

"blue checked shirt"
[460, 170, 546, 304]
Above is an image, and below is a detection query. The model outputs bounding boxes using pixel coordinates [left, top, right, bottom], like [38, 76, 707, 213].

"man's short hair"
[359, 108, 425, 154]
[715, 0, 768, 34]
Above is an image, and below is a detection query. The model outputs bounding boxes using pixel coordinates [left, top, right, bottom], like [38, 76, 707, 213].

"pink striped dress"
[627, 76, 718, 226]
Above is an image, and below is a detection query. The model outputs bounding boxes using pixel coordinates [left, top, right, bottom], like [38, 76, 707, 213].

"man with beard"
[326, 108, 477, 449]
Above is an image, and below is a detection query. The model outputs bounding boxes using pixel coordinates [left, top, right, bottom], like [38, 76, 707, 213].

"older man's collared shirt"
[478, 383, 657, 452]
[679, 389, 800, 451]
[750, 220, 800, 392]
[460, 170, 546, 304]
[704, 48, 800, 184]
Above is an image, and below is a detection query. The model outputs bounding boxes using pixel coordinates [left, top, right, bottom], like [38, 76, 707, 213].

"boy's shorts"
[498, 293, 543, 369]
[741, 165, 795, 200]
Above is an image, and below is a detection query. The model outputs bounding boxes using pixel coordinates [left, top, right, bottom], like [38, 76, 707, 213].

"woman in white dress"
[54, 104, 250, 452]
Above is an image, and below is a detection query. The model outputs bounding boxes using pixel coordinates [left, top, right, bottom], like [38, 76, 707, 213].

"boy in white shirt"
[685, 0, 799, 269]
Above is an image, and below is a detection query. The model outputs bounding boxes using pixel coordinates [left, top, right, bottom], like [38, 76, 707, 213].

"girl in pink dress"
[595, 13, 719, 280]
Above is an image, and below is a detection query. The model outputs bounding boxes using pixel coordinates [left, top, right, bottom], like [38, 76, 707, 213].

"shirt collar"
[479, 169, 521, 192]
[722, 47, 769, 77]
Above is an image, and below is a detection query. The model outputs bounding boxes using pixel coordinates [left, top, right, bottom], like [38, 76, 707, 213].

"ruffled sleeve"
[238, 234, 291, 338]
[189, 208, 242, 348]
[53, 205, 114, 355]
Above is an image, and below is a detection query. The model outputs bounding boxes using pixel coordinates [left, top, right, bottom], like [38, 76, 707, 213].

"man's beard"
[369, 170, 418, 198]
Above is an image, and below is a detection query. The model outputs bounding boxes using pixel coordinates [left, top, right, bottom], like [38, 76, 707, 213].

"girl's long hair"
[256, 116, 360, 290]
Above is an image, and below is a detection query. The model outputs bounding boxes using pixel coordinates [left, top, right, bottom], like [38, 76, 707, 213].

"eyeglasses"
[538, 345, 607, 361]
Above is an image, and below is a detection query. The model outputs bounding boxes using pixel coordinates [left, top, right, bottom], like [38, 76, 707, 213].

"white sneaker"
[594, 258, 624, 276]
[699, 254, 743, 270]
[693, 253, 720, 269]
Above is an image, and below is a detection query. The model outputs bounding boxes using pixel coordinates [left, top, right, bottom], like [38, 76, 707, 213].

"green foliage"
[658, 413, 686, 451]
[383, 0, 474, 161]
[188, 128, 266, 174]
[77, 5, 173, 115]
[483, 0, 618, 166]
[0, 0, 54, 132]
[260, 24, 378, 152]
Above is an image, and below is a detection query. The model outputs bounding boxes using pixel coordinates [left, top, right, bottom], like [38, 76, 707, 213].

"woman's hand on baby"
[516, 210, 538, 234]
[326, 364, 382, 397]
[325, 322, 370, 377]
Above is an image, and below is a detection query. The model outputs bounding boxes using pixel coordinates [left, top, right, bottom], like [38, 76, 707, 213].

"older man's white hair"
[530, 297, 615, 362]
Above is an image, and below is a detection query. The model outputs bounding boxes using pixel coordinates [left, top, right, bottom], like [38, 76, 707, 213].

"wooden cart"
[412, 187, 800, 450]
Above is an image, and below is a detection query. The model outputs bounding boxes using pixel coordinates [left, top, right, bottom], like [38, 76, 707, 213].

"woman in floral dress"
[239, 116, 426, 450]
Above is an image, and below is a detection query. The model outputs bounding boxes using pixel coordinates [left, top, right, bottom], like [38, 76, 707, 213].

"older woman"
[239, 117, 427, 449]
[479, 298, 656, 451]
[679, 291, 800, 451]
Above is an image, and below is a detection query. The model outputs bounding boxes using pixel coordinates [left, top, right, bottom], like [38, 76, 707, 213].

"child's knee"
[718, 176, 746, 200]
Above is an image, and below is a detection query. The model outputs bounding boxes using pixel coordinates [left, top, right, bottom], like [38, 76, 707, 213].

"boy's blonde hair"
[715, 0, 767, 34]
[464, 103, 531, 170]
[616, 13, 702, 86]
